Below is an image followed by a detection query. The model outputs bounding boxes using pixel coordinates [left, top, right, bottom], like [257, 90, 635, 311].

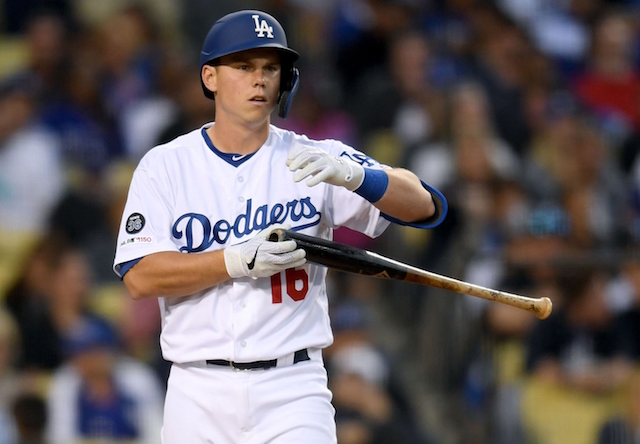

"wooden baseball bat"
[270, 229, 552, 320]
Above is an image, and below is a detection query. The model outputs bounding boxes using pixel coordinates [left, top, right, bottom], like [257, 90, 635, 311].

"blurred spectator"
[11, 394, 46, 444]
[47, 161, 137, 284]
[590, 251, 640, 443]
[470, 5, 532, 156]
[333, 0, 416, 99]
[0, 73, 64, 235]
[351, 29, 447, 162]
[39, 46, 121, 174]
[410, 80, 519, 192]
[571, 12, 640, 147]
[19, 9, 71, 103]
[48, 173, 112, 256]
[501, 0, 592, 77]
[98, 4, 162, 114]
[97, 5, 174, 160]
[1, 1, 71, 35]
[611, 250, 640, 361]
[525, 92, 629, 248]
[596, 371, 640, 444]
[46, 315, 163, 444]
[5, 237, 91, 371]
[526, 266, 632, 394]
[326, 299, 431, 444]
[0, 71, 61, 295]
[155, 62, 216, 146]
[520, 53, 560, 134]
[419, 0, 478, 68]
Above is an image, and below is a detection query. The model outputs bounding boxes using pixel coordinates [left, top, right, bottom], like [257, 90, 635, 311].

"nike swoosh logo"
[232, 154, 248, 161]
[247, 246, 259, 270]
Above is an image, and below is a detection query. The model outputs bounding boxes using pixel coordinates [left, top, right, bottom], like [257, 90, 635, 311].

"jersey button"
[238, 176, 244, 183]
[238, 197, 245, 202]
[241, 341, 247, 347]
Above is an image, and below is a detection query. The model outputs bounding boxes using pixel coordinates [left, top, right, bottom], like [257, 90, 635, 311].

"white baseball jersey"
[113, 123, 390, 364]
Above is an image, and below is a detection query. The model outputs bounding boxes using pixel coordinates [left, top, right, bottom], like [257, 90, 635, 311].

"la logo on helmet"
[252, 15, 274, 38]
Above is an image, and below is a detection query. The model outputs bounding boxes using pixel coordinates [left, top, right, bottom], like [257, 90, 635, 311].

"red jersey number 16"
[270, 268, 309, 303]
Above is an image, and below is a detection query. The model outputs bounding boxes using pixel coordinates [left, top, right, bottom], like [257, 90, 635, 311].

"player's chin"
[244, 103, 276, 119]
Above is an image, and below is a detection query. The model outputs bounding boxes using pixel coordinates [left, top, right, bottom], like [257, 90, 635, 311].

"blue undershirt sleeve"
[117, 257, 144, 278]
[381, 181, 448, 229]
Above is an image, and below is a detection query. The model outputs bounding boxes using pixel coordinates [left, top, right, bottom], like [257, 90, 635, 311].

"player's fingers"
[286, 257, 307, 269]
[286, 146, 308, 167]
[270, 223, 291, 230]
[305, 167, 334, 187]
[293, 160, 326, 183]
[262, 239, 298, 254]
[285, 151, 306, 167]
[287, 144, 306, 161]
[288, 248, 306, 261]
[287, 144, 316, 163]
[288, 148, 323, 171]
[288, 153, 317, 172]
[273, 249, 306, 266]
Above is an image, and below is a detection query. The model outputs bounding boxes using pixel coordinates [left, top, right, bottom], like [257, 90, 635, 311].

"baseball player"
[113, 9, 447, 444]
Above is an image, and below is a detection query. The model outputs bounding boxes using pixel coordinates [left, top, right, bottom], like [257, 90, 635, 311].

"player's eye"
[264, 65, 280, 76]
[238, 64, 251, 71]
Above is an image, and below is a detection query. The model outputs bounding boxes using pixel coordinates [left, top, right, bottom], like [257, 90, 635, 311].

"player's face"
[207, 49, 282, 125]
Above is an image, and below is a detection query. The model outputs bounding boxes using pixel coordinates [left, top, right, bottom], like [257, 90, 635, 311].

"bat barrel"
[403, 265, 553, 319]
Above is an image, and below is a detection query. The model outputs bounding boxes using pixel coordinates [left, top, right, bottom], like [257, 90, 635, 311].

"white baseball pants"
[162, 351, 336, 444]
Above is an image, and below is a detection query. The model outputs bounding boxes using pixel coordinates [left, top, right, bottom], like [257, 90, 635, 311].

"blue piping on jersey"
[201, 128, 256, 166]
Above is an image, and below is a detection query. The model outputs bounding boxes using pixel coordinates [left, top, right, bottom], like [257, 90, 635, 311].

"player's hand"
[223, 224, 307, 279]
[287, 145, 364, 191]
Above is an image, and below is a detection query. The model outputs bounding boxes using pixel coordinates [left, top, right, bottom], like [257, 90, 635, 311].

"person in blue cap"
[46, 316, 163, 444]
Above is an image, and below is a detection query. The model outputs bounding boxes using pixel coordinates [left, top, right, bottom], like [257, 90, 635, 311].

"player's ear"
[202, 65, 217, 95]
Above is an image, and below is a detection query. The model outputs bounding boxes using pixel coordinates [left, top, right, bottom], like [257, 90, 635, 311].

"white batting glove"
[287, 145, 365, 191]
[223, 224, 307, 279]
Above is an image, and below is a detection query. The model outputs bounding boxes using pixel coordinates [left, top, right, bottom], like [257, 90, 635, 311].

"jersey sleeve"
[113, 166, 178, 277]
[321, 140, 390, 237]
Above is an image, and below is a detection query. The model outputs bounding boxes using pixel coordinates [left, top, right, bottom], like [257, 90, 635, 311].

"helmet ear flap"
[278, 67, 299, 119]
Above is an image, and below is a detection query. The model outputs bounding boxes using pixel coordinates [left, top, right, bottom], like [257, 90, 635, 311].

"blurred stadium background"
[1, 0, 640, 443]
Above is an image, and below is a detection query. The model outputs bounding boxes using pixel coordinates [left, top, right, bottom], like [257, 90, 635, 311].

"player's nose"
[252, 69, 267, 87]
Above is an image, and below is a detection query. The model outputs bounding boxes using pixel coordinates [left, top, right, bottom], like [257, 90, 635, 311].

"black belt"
[206, 348, 309, 370]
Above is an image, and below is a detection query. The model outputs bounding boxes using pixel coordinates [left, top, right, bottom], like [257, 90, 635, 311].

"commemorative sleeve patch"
[119, 236, 153, 247]
[126, 213, 146, 234]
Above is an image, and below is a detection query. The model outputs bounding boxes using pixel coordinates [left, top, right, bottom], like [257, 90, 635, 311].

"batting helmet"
[200, 10, 300, 118]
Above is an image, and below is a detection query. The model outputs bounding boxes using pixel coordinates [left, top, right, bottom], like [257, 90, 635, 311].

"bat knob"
[536, 297, 553, 320]
[268, 228, 285, 242]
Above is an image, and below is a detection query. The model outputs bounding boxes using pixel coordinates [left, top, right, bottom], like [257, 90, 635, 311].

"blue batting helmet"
[200, 10, 300, 118]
